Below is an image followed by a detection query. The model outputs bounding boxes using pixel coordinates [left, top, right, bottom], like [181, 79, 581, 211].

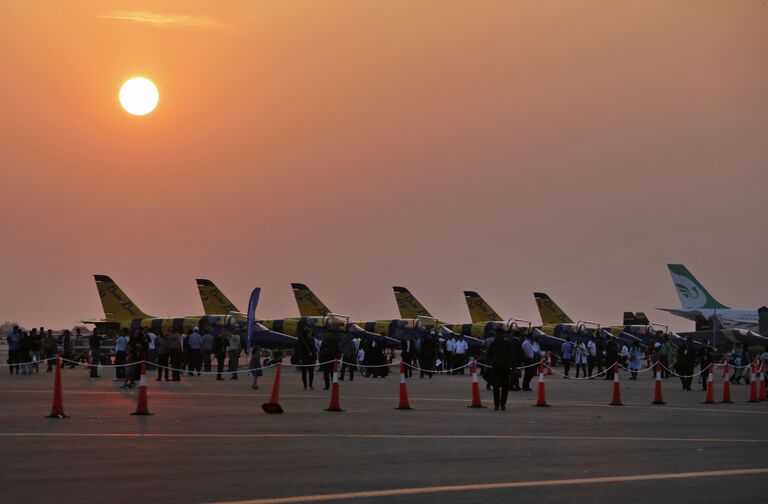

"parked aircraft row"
[83, 264, 767, 354]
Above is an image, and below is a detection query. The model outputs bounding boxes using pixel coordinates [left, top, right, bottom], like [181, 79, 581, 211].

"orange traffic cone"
[720, 361, 733, 404]
[262, 362, 284, 414]
[702, 365, 715, 404]
[131, 361, 153, 416]
[758, 363, 767, 401]
[546, 351, 553, 376]
[609, 363, 623, 406]
[46, 356, 69, 419]
[325, 359, 344, 412]
[467, 360, 486, 409]
[747, 363, 760, 403]
[534, 361, 550, 407]
[651, 362, 665, 405]
[395, 362, 413, 410]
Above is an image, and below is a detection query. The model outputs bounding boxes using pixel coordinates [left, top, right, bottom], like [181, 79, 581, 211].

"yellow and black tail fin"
[94, 275, 151, 321]
[464, 291, 503, 323]
[291, 283, 331, 317]
[196, 279, 239, 314]
[393, 286, 432, 319]
[533, 292, 574, 324]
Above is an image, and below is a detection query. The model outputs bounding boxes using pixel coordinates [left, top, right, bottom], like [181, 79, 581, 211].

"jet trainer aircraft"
[387, 286, 507, 348]
[83, 275, 296, 348]
[462, 290, 567, 355]
[288, 283, 479, 346]
[532, 292, 657, 349]
[290, 283, 405, 346]
[195, 279, 397, 346]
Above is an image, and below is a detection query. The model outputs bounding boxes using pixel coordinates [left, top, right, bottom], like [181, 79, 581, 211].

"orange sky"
[1, 1, 766, 330]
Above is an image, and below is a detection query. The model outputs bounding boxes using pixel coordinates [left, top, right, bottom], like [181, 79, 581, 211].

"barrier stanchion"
[262, 362, 284, 414]
[534, 361, 550, 407]
[467, 360, 486, 409]
[720, 360, 733, 404]
[609, 363, 623, 406]
[395, 362, 413, 410]
[747, 363, 760, 403]
[702, 365, 715, 404]
[758, 363, 767, 401]
[131, 361, 153, 416]
[46, 356, 69, 419]
[546, 351, 553, 376]
[325, 360, 344, 412]
[651, 362, 665, 405]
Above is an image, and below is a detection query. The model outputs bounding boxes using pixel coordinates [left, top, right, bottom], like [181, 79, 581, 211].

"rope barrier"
[474, 360, 541, 371]
[3, 354, 765, 382]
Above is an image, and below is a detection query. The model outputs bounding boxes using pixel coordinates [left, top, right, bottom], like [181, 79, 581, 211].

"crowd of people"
[4, 325, 766, 413]
[4, 326, 83, 374]
[4, 325, 264, 389]
[88, 327, 264, 389]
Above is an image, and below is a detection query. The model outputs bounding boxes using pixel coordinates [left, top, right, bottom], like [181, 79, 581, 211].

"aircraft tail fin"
[291, 283, 331, 317]
[196, 279, 239, 314]
[464, 291, 503, 322]
[667, 264, 729, 310]
[393, 286, 432, 319]
[759, 306, 768, 333]
[533, 292, 574, 324]
[94, 275, 151, 321]
[623, 311, 650, 325]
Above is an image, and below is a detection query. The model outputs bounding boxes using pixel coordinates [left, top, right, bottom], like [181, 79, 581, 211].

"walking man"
[487, 332, 513, 410]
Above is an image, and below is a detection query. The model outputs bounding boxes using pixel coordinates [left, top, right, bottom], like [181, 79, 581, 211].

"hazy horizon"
[1, 1, 766, 331]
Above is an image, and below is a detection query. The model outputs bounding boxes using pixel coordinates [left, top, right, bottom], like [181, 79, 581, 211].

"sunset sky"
[1, 1, 766, 331]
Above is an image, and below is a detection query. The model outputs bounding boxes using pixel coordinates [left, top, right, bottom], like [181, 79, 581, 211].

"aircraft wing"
[249, 323, 298, 349]
[348, 324, 401, 348]
[437, 325, 485, 349]
[656, 308, 702, 321]
[532, 328, 568, 355]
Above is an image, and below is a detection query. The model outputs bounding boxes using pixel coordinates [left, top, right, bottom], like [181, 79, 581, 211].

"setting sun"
[119, 77, 159, 115]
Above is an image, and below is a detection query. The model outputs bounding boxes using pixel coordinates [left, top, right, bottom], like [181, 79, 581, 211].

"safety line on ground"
[0, 388, 765, 414]
[204, 467, 768, 504]
[1, 433, 766, 443]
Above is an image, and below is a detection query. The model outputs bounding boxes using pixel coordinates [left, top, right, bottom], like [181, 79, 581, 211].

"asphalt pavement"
[1, 360, 766, 503]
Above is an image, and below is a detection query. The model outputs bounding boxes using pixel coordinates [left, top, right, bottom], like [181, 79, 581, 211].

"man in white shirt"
[227, 332, 241, 380]
[114, 330, 128, 380]
[187, 328, 203, 376]
[446, 335, 457, 373]
[587, 336, 597, 378]
[454, 335, 469, 374]
[146, 332, 157, 368]
[531, 338, 541, 359]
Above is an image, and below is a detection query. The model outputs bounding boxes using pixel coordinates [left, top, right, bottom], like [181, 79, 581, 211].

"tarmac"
[1, 360, 766, 504]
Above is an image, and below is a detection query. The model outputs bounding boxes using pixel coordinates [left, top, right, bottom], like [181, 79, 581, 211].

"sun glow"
[119, 77, 159, 116]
